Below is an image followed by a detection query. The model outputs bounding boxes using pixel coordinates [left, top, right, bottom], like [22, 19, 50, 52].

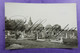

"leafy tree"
[5, 17, 26, 31]
[52, 24, 61, 31]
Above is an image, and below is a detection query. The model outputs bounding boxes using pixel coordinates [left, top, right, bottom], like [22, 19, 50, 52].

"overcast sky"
[5, 3, 77, 29]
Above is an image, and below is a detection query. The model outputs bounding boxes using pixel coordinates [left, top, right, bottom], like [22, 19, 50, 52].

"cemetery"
[5, 17, 78, 49]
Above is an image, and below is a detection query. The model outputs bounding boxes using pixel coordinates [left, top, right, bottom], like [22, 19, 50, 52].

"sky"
[5, 2, 77, 29]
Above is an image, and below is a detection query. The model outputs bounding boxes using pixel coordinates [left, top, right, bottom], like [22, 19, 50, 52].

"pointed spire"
[28, 17, 33, 27]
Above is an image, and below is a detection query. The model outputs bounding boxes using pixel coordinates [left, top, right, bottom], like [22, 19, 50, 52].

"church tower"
[28, 17, 33, 27]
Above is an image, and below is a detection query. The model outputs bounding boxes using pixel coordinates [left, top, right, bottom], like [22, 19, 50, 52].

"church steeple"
[28, 17, 33, 27]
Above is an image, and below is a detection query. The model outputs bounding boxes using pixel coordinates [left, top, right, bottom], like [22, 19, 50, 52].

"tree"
[5, 17, 26, 31]
[5, 17, 13, 30]
[52, 24, 61, 31]
[14, 19, 25, 31]
[52, 24, 61, 37]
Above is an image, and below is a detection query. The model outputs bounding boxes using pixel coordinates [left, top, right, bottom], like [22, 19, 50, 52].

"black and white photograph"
[5, 2, 78, 49]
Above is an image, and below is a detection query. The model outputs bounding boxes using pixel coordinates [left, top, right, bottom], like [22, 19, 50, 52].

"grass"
[5, 38, 78, 49]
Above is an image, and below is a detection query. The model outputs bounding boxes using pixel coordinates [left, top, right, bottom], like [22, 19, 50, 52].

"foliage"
[5, 17, 25, 31]
[52, 24, 61, 31]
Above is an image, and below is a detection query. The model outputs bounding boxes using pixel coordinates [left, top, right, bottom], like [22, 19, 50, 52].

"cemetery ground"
[5, 38, 78, 49]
